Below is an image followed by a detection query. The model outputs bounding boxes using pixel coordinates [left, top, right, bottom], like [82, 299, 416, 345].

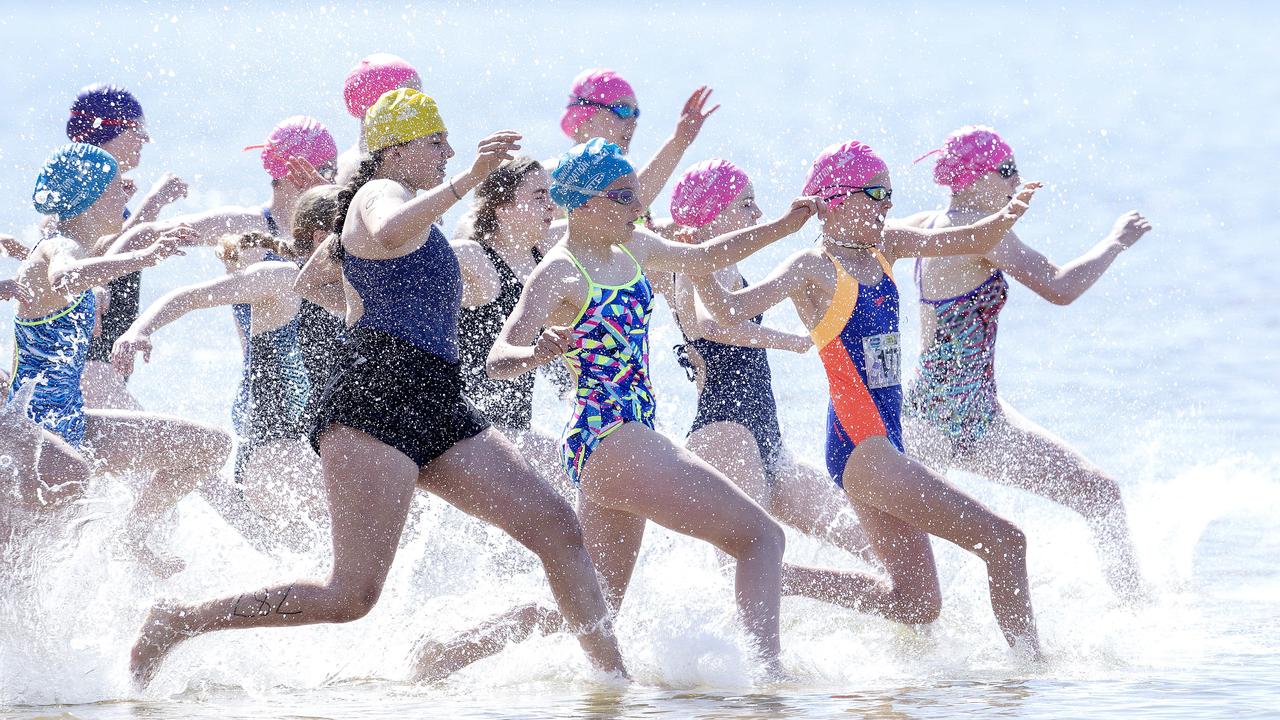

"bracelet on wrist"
[448, 176, 463, 201]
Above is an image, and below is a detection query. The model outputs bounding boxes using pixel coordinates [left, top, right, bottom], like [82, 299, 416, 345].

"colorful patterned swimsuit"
[559, 245, 655, 485]
[8, 289, 97, 448]
[904, 222, 1008, 454]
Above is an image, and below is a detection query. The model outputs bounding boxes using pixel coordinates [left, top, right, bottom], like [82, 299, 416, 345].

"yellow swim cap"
[364, 88, 446, 153]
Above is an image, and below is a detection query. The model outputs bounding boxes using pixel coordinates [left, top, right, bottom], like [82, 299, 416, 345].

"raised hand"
[1110, 210, 1152, 249]
[532, 326, 572, 364]
[470, 131, 523, 178]
[142, 225, 195, 265]
[673, 87, 720, 146]
[0, 233, 30, 260]
[284, 157, 330, 192]
[1003, 181, 1043, 219]
[151, 173, 189, 207]
[783, 196, 820, 231]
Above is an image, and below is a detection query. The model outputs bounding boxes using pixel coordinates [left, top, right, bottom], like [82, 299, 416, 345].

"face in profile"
[574, 95, 639, 154]
[817, 170, 894, 237]
[494, 167, 556, 237]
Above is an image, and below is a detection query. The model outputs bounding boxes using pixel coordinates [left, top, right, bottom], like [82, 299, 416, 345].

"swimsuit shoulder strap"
[561, 247, 596, 289]
[872, 248, 895, 285]
[616, 244, 644, 287]
[811, 251, 860, 348]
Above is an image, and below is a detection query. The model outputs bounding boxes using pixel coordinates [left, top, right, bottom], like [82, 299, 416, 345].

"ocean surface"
[1, 1, 1277, 718]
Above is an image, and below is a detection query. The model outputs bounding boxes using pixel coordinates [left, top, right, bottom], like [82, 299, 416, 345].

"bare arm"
[882, 183, 1041, 261]
[112, 263, 293, 373]
[635, 198, 817, 275]
[486, 256, 579, 381]
[0, 233, 30, 261]
[49, 227, 191, 297]
[121, 174, 189, 231]
[293, 237, 347, 314]
[990, 210, 1152, 305]
[675, 275, 809, 352]
[363, 132, 522, 253]
[692, 250, 817, 328]
[150, 205, 269, 244]
[452, 239, 501, 308]
[634, 87, 718, 209]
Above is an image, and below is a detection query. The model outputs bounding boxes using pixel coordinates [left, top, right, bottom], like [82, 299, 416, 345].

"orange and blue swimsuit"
[811, 250, 904, 487]
[559, 245, 656, 485]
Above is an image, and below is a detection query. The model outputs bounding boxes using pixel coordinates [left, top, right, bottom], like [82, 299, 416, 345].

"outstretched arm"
[990, 210, 1152, 305]
[112, 263, 293, 374]
[364, 132, 521, 253]
[49, 226, 192, 297]
[674, 274, 809, 352]
[486, 257, 579, 381]
[883, 182, 1041, 261]
[635, 198, 817, 276]
[635, 87, 719, 209]
[692, 250, 816, 329]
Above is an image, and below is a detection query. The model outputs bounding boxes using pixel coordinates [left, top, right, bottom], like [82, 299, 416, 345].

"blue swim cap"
[66, 84, 145, 146]
[551, 137, 634, 212]
[33, 143, 119, 220]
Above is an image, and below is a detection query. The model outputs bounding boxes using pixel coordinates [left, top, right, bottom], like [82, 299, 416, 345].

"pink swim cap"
[670, 159, 750, 227]
[560, 68, 636, 139]
[920, 125, 1013, 191]
[803, 140, 888, 206]
[243, 116, 338, 179]
[343, 53, 421, 119]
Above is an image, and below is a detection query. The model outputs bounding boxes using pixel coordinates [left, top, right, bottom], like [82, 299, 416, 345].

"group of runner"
[0, 54, 1152, 687]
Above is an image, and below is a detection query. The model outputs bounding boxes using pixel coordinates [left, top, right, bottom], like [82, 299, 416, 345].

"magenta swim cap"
[243, 116, 338, 179]
[343, 53, 421, 119]
[670, 159, 750, 227]
[803, 141, 888, 207]
[920, 125, 1013, 191]
[560, 68, 636, 139]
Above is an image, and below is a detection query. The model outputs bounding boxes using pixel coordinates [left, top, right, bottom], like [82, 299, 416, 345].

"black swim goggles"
[822, 185, 892, 202]
[570, 97, 641, 120]
[996, 159, 1018, 179]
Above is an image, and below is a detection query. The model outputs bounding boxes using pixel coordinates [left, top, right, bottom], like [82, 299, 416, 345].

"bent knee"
[520, 500, 588, 557]
[326, 578, 384, 623]
[1075, 475, 1125, 518]
[726, 514, 785, 562]
[988, 519, 1027, 560]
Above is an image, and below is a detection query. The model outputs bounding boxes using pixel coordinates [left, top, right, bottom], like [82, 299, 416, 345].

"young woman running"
[64, 84, 190, 411]
[486, 138, 819, 674]
[112, 190, 343, 552]
[903, 125, 1151, 600]
[662, 159, 877, 580]
[12, 143, 231, 577]
[336, 53, 422, 185]
[692, 140, 1045, 653]
[129, 88, 626, 686]
[453, 158, 563, 478]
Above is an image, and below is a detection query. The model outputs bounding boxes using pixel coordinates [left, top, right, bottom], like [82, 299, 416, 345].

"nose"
[444, 141, 455, 160]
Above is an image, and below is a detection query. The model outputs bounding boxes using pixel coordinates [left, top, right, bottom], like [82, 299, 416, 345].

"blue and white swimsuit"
[8, 289, 97, 448]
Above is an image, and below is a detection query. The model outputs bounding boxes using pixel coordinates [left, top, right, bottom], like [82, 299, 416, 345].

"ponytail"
[216, 230, 291, 268]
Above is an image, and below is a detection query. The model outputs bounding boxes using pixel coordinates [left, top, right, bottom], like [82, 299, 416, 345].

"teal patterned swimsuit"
[559, 245, 655, 485]
[8, 289, 97, 448]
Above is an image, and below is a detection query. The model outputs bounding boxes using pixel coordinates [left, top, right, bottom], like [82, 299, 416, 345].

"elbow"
[1041, 287, 1074, 306]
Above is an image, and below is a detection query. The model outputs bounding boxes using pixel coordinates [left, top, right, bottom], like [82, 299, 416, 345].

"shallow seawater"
[1, 1, 1278, 718]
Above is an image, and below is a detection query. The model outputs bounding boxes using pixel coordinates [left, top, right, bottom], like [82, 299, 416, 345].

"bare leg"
[956, 402, 1145, 600]
[582, 422, 785, 667]
[84, 410, 232, 578]
[129, 424, 419, 687]
[687, 421, 882, 608]
[80, 360, 143, 411]
[412, 602, 560, 683]
[414, 428, 626, 678]
[500, 425, 572, 497]
[842, 437, 1039, 652]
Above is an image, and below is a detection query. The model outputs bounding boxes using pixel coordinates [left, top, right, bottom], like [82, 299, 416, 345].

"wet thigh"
[83, 410, 229, 475]
[582, 422, 777, 556]
[418, 427, 580, 551]
[80, 361, 143, 411]
[686, 420, 770, 507]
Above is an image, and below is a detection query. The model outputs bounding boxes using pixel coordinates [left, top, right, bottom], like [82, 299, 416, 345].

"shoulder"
[358, 178, 412, 205]
[894, 210, 939, 229]
[450, 238, 494, 265]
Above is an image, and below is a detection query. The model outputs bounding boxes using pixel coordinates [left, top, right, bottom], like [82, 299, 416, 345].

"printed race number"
[861, 332, 901, 389]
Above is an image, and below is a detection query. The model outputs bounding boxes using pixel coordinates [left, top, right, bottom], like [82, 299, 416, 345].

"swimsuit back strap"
[617, 243, 643, 277]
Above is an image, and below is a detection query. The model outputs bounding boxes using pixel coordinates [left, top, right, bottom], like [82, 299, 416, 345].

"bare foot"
[130, 604, 194, 689]
[410, 602, 559, 683]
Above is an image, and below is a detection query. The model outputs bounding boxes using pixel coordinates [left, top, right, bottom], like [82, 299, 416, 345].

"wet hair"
[216, 230, 291, 267]
[329, 149, 387, 261]
[468, 157, 543, 246]
[292, 184, 341, 257]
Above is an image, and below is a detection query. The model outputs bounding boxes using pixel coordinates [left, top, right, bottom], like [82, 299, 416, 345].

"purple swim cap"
[66, 84, 145, 147]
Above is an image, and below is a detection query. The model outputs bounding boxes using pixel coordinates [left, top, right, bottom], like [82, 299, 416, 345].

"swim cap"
[550, 138, 634, 212]
[670, 159, 750, 227]
[803, 140, 888, 207]
[66, 84, 145, 146]
[560, 68, 636, 139]
[920, 125, 1013, 192]
[343, 53, 421, 119]
[33, 143, 119, 220]
[242, 115, 338, 179]
[364, 88, 447, 153]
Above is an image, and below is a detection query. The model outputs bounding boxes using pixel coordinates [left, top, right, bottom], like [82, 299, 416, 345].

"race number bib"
[861, 332, 901, 389]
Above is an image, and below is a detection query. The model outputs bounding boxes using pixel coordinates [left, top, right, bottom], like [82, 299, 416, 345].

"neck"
[492, 224, 536, 260]
[268, 186, 294, 230]
[946, 190, 1002, 216]
[57, 214, 98, 247]
[565, 222, 627, 260]
[820, 223, 881, 250]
